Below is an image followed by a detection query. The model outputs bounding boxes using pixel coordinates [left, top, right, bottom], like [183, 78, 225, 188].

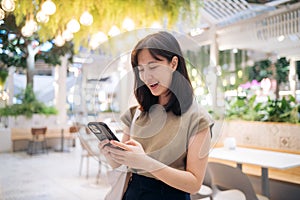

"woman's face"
[137, 49, 178, 101]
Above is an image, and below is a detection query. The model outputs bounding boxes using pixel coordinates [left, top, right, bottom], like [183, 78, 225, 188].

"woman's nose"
[142, 68, 152, 81]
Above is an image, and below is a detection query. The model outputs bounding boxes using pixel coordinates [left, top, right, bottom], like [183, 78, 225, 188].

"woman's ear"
[171, 56, 178, 71]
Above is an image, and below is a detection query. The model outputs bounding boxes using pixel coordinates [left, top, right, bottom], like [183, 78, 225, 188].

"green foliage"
[12, 0, 202, 50]
[0, 15, 27, 69]
[246, 57, 289, 84]
[0, 69, 8, 87]
[275, 57, 289, 84]
[35, 42, 74, 66]
[261, 96, 299, 123]
[1, 14, 73, 70]
[247, 60, 272, 82]
[225, 95, 300, 124]
[0, 85, 58, 118]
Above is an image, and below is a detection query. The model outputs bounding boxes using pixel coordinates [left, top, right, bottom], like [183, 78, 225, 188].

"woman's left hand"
[107, 139, 153, 171]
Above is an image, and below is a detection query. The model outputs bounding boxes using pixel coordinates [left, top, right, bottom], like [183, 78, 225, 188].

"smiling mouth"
[149, 82, 159, 88]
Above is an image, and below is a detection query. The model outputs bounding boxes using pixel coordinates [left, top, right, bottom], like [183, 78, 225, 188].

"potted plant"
[0, 85, 58, 127]
[221, 94, 300, 152]
[225, 95, 299, 123]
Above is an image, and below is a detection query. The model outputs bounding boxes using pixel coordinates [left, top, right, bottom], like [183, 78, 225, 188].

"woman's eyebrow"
[138, 61, 158, 66]
[148, 61, 158, 65]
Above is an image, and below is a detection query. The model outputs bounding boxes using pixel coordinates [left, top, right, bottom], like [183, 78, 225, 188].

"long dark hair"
[131, 31, 193, 116]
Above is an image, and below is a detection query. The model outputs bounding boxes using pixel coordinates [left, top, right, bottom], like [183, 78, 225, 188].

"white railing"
[256, 7, 300, 40]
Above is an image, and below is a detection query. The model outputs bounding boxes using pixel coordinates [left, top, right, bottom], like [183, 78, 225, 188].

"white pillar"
[54, 55, 68, 125]
[229, 50, 235, 72]
[117, 57, 136, 115]
[208, 27, 219, 108]
[7, 67, 15, 105]
[289, 58, 297, 97]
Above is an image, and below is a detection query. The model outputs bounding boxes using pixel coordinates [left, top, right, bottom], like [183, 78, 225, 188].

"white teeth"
[149, 82, 159, 87]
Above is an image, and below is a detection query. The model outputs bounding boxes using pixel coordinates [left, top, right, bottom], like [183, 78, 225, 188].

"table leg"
[261, 167, 270, 198]
[237, 163, 243, 170]
[55, 129, 70, 152]
[60, 128, 64, 151]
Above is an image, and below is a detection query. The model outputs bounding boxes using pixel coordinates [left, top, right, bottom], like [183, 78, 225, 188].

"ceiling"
[191, 0, 300, 60]
[77, 0, 300, 80]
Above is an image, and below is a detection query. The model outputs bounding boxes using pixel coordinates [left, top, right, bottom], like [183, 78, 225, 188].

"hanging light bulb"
[89, 31, 108, 49]
[108, 25, 120, 37]
[80, 11, 93, 26]
[67, 18, 80, 33]
[36, 11, 49, 23]
[1, 0, 15, 12]
[54, 32, 65, 47]
[151, 22, 162, 29]
[41, 0, 56, 15]
[0, 9, 5, 20]
[21, 25, 33, 37]
[21, 17, 37, 37]
[27, 19, 38, 33]
[95, 31, 108, 43]
[62, 29, 73, 41]
[122, 17, 135, 31]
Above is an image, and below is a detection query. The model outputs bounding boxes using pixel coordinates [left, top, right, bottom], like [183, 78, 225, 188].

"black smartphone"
[87, 122, 125, 150]
[88, 122, 120, 141]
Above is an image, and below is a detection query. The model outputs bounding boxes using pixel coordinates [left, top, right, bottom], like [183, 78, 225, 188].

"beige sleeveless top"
[120, 100, 214, 178]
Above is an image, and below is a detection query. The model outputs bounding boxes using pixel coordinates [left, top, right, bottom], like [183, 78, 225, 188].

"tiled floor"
[0, 142, 110, 200]
[2, 143, 299, 200]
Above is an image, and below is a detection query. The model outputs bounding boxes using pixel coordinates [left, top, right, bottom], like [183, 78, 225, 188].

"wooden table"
[209, 147, 300, 197]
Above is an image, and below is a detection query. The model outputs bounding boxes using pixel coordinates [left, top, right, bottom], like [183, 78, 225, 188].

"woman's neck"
[159, 92, 170, 106]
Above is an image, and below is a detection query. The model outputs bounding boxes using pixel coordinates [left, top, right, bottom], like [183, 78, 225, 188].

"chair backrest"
[203, 167, 213, 186]
[31, 127, 47, 140]
[69, 125, 80, 133]
[208, 162, 259, 200]
[78, 133, 100, 158]
[31, 127, 47, 135]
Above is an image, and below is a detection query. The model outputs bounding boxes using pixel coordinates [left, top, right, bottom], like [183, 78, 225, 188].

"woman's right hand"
[98, 139, 122, 168]
[98, 139, 110, 155]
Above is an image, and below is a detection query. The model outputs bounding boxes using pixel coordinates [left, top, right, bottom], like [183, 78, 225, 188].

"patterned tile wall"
[217, 120, 300, 152]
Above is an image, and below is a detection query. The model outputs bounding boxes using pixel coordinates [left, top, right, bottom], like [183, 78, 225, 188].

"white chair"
[78, 130, 102, 183]
[208, 162, 269, 200]
[193, 165, 246, 200]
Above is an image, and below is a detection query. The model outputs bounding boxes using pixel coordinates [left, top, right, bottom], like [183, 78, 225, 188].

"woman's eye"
[149, 65, 159, 69]
[137, 68, 144, 72]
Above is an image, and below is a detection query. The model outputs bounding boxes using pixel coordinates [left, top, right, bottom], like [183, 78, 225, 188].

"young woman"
[99, 31, 213, 200]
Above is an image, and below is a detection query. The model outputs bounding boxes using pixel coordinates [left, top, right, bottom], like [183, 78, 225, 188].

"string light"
[150, 22, 162, 29]
[1, 0, 15, 12]
[89, 31, 108, 49]
[122, 17, 135, 31]
[21, 16, 37, 37]
[27, 18, 38, 33]
[41, 0, 56, 15]
[21, 25, 33, 37]
[108, 25, 120, 37]
[80, 11, 93, 26]
[0, 9, 5, 20]
[36, 11, 49, 23]
[67, 18, 80, 33]
[62, 29, 73, 41]
[54, 32, 65, 47]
